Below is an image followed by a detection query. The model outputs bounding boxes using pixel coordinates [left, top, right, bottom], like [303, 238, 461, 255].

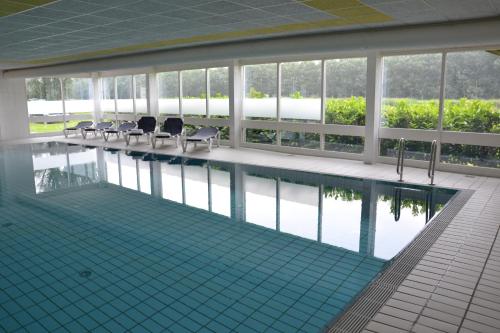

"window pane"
[325, 58, 367, 125]
[182, 69, 206, 117]
[26, 77, 63, 134]
[101, 77, 115, 114]
[280, 181, 318, 240]
[281, 61, 321, 123]
[380, 139, 432, 161]
[134, 74, 148, 115]
[444, 51, 500, 134]
[325, 135, 364, 154]
[441, 144, 500, 168]
[158, 71, 179, 115]
[381, 54, 442, 129]
[244, 63, 277, 120]
[116, 76, 133, 113]
[209, 67, 229, 118]
[245, 129, 277, 145]
[245, 174, 276, 229]
[281, 131, 320, 149]
[63, 78, 93, 115]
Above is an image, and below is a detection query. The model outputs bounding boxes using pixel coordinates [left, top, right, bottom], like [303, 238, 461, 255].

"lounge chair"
[102, 122, 136, 142]
[151, 117, 184, 148]
[181, 127, 220, 152]
[125, 116, 156, 146]
[82, 121, 113, 139]
[63, 121, 93, 138]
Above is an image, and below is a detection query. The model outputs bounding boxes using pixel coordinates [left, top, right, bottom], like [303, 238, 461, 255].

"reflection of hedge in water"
[35, 169, 96, 193]
[324, 186, 362, 201]
[380, 195, 445, 217]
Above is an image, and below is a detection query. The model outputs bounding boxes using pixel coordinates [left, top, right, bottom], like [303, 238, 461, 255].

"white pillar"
[229, 61, 242, 149]
[364, 51, 383, 164]
[0, 74, 30, 140]
[147, 73, 159, 118]
[92, 74, 101, 122]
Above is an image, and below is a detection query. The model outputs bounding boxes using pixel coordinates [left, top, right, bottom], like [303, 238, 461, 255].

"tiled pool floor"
[1, 182, 385, 333]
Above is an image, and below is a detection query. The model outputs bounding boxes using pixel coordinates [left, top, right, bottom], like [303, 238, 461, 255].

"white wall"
[0, 74, 29, 140]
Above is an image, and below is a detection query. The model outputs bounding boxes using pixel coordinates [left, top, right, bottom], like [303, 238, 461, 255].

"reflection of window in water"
[184, 164, 209, 210]
[321, 186, 362, 252]
[210, 166, 231, 217]
[138, 160, 151, 195]
[161, 163, 183, 204]
[280, 181, 318, 241]
[244, 174, 277, 230]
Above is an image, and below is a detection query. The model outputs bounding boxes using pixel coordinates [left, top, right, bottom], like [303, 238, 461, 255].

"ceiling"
[1, 0, 500, 69]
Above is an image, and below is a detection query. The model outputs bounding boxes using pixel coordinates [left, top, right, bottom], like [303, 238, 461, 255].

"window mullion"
[132, 75, 137, 121]
[60, 78, 67, 130]
[114, 77, 118, 124]
[277, 62, 282, 146]
[320, 60, 326, 151]
[206, 69, 210, 118]
[179, 71, 183, 118]
[436, 52, 447, 168]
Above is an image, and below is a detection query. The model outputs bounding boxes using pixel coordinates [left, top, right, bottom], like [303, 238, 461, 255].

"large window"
[208, 67, 229, 118]
[281, 61, 321, 123]
[381, 54, 442, 129]
[134, 74, 148, 115]
[243, 63, 277, 120]
[101, 77, 115, 114]
[26, 77, 64, 134]
[116, 75, 133, 114]
[182, 69, 206, 117]
[63, 78, 93, 115]
[158, 71, 180, 115]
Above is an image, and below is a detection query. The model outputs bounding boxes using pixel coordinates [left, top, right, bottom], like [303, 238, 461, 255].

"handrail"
[428, 140, 437, 185]
[396, 138, 405, 182]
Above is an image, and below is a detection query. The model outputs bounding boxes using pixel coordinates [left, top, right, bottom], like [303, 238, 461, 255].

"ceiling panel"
[0, 0, 499, 68]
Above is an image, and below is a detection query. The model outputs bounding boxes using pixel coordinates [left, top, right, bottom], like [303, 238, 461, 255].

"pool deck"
[2, 135, 500, 333]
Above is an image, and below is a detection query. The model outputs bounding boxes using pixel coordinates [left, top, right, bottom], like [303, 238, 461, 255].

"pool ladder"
[396, 138, 406, 182]
[428, 140, 437, 185]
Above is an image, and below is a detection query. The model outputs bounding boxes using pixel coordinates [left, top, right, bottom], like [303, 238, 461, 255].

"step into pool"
[0, 142, 458, 333]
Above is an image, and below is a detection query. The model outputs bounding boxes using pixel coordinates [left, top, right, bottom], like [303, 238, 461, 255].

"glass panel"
[381, 54, 442, 129]
[281, 131, 320, 149]
[209, 67, 229, 118]
[101, 77, 115, 114]
[116, 76, 133, 114]
[161, 163, 183, 203]
[441, 144, 500, 168]
[244, 174, 276, 229]
[138, 160, 151, 194]
[245, 129, 277, 145]
[210, 166, 230, 217]
[63, 78, 93, 115]
[244, 63, 277, 120]
[182, 69, 206, 117]
[158, 71, 179, 115]
[321, 186, 362, 252]
[281, 61, 321, 123]
[380, 139, 432, 161]
[184, 164, 208, 210]
[325, 135, 364, 154]
[325, 58, 367, 125]
[444, 51, 500, 134]
[280, 181, 318, 240]
[26, 77, 63, 134]
[104, 151, 119, 185]
[134, 74, 148, 115]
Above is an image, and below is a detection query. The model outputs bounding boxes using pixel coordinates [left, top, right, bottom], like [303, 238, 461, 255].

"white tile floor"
[3, 135, 500, 333]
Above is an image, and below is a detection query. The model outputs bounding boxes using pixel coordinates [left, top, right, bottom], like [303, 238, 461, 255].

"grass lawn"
[30, 120, 80, 134]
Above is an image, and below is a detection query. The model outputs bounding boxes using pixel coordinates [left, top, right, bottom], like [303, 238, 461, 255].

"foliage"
[290, 91, 303, 99]
[325, 96, 366, 126]
[248, 87, 267, 99]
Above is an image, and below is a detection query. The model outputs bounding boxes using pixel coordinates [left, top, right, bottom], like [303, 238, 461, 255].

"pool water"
[0, 142, 457, 333]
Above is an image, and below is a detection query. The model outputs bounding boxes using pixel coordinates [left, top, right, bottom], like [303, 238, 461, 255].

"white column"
[229, 60, 242, 149]
[364, 51, 383, 164]
[92, 74, 101, 122]
[0, 74, 30, 140]
[147, 73, 159, 118]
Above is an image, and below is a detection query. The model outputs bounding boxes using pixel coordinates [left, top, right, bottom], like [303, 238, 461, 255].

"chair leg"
[125, 135, 130, 146]
[135, 136, 139, 144]
[182, 140, 187, 153]
[64, 130, 68, 138]
[208, 139, 212, 152]
[152, 137, 156, 149]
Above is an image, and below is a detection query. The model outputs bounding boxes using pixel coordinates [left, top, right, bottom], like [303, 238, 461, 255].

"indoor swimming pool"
[0, 142, 458, 333]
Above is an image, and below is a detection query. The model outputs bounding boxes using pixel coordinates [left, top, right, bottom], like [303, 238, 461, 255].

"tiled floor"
[2, 135, 500, 333]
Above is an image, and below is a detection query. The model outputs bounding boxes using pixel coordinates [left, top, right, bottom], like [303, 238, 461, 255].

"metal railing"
[428, 140, 437, 185]
[396, 138, 406, 182]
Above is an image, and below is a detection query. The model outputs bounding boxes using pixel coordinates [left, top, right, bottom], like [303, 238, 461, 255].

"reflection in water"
[30, 142, 456, 260]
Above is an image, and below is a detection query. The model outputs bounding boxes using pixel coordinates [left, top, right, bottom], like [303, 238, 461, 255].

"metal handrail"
[396, 138, 405, 182]
[428, 140, 437, 185]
